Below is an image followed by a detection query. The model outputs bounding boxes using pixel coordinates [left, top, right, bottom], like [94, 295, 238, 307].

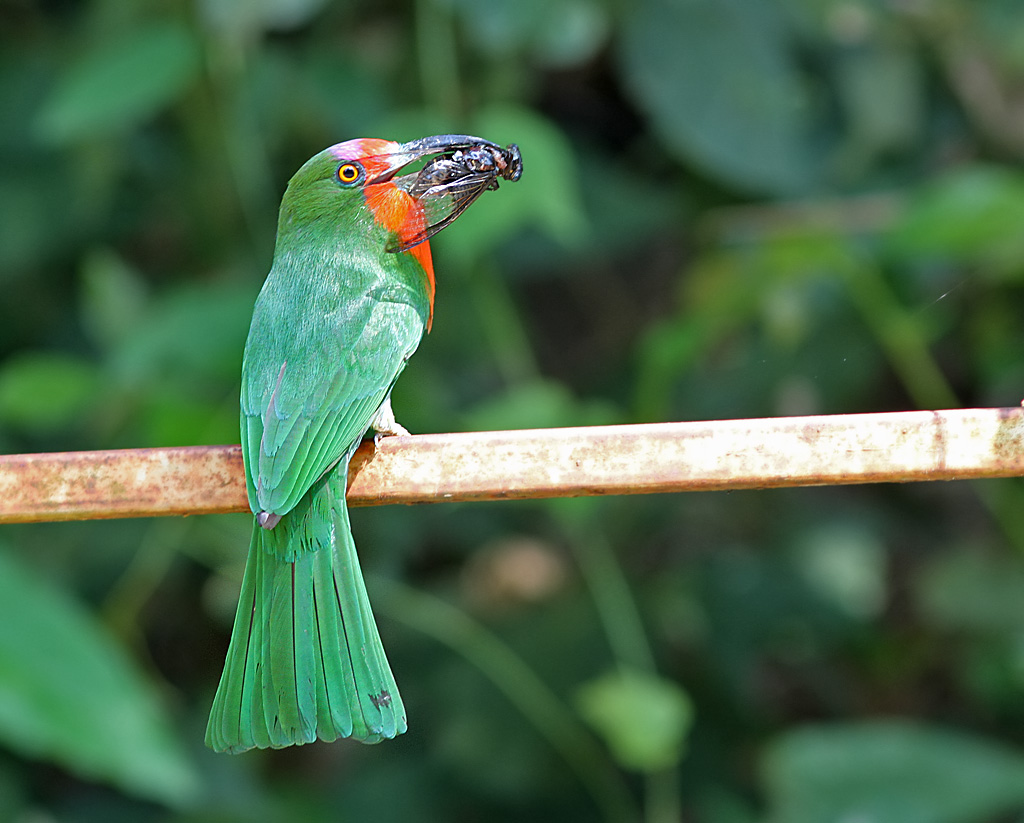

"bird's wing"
[240, 271, 427, 518]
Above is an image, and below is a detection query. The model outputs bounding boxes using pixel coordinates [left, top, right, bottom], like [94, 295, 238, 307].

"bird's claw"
[370, 397, 410, 447]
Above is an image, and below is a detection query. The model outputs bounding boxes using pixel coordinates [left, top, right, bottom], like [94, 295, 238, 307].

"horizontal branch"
[2, 408, 1023, 525]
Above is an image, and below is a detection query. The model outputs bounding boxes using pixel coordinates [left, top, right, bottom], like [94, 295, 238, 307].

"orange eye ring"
[337, 162, 363, 186]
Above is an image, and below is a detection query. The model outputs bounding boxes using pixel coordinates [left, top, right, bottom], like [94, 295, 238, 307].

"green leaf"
[762, 721, 1024, 823]
[447, 0, 609, 66]
[0, 547, 200, 806]
[79, 247, 150, 353]
[532, 0, 610, 67]
[461, 378, 620, 432]
[108, 281, 255, 384]
[791, 524, 887, 619]
[885, 166, 1024, 273]
[200, 0, 329, 35]
[0, 352, 101, 432]
[914, 550, 1024, 635]
[0, 57, 78, 272]
[836, 43, 923, 160]
[36, 21, 201, 144]
[620, 0, 816, 193]
[576, 668, 693, 772]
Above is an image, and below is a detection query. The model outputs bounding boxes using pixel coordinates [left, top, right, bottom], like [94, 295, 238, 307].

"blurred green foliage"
[2, 0, 1024, 820]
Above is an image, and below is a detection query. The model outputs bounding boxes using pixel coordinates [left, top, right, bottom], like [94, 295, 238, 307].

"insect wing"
[391, 172, 497, 252]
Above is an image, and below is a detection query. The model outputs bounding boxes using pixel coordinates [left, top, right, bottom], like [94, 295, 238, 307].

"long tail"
[206, 470, 406, 753]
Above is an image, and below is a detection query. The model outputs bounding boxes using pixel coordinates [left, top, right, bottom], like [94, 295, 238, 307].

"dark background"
[3, 1, 1024, 821]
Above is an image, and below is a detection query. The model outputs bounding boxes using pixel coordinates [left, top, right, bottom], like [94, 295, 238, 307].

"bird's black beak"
[368, 134, 502, 184]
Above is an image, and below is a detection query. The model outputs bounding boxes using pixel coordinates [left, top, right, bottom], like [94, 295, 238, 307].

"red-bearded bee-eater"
[206, 135, 522, 753]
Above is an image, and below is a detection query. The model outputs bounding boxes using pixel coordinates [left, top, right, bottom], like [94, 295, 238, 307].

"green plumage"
[206, 145, 430, 753]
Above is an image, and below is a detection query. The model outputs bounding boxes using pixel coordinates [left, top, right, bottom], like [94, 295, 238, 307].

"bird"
[206, 134, 521, 753]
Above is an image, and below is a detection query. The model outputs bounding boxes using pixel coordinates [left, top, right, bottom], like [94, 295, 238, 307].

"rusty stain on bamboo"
[2, 408, 1024, 525]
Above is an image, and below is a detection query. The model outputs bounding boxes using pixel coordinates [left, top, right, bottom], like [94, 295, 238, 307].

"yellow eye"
[337, 162, 362, 186]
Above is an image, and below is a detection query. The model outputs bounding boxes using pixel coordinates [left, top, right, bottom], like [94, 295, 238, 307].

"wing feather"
[241, 260, 428, 526]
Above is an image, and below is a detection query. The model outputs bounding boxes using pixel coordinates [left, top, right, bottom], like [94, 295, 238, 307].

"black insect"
[411, 143, 523, 193]
[392, 143, 523, 252]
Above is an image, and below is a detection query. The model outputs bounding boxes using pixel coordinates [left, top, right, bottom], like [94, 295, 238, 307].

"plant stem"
[372, 575, 640, 823]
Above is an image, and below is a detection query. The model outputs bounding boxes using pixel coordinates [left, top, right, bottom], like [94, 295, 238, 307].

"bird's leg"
[370, 396, 410, 446]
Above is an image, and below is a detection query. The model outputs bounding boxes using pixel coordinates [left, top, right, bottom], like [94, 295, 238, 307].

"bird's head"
[277, 134, 521, 329]
[281, 134, 519, 261]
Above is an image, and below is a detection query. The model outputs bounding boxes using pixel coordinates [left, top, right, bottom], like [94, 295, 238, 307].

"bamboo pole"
[2, 408, 1023, 525]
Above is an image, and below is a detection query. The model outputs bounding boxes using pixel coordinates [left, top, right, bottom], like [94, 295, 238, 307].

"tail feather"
[206, 470, 406, 753]
[326, 472, 403, 741]
[206, 527, 260, 751]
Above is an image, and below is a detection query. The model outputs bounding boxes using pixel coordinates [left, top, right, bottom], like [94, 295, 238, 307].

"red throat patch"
[362, 183, 435, 329]
[340, 140, 436, 331]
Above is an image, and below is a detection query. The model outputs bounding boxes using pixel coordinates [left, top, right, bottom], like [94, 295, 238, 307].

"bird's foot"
[370, 396, 410, 447]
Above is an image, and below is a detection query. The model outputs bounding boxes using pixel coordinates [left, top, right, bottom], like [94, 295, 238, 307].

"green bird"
[207, 134, 521, 753]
